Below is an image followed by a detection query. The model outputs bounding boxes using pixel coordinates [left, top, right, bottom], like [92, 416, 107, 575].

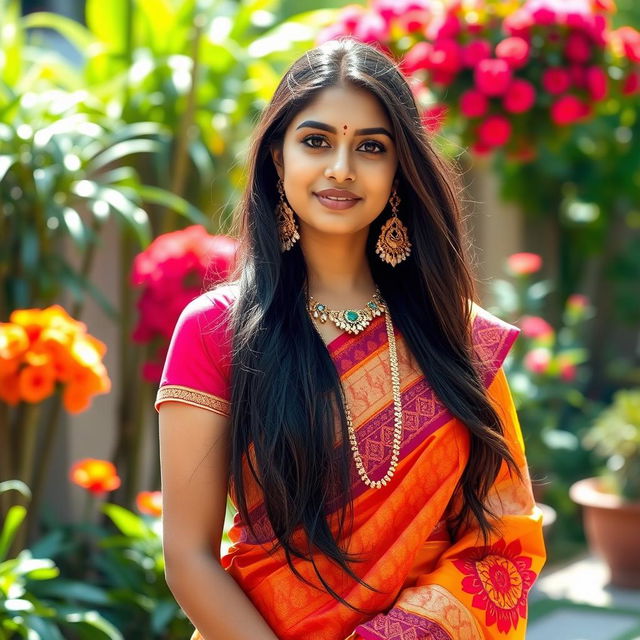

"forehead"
[290, 84, 392, 130]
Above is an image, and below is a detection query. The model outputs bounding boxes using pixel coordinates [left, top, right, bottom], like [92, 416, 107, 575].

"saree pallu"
[155, 286, 546, 640]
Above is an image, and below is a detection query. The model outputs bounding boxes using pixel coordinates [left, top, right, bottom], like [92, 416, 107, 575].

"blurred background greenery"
[1, 0, 639, 637]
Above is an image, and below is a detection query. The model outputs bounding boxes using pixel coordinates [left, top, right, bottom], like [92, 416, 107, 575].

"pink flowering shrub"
[489, 251, 595, 501]
[319, 0, 640, 160]
[131, 226, 238, 382]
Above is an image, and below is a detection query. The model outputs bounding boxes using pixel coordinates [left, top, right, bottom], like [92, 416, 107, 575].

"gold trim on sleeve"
[155, 385, 230, 417]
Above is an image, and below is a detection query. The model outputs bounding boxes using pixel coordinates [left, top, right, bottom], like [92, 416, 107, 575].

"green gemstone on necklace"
[317, 304, 326, 311]
[345, 310, 359, 323]
[368, 302, 378, 310]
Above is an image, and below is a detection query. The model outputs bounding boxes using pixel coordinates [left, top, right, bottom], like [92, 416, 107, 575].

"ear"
[270, 143, 284, 180]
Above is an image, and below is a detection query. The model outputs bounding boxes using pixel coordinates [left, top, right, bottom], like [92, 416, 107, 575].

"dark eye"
[360, 140, 385, 154]
[302, 134, 329, 148]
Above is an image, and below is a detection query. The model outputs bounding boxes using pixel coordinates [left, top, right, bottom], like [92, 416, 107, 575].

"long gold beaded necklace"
[307, 289, 404, 489]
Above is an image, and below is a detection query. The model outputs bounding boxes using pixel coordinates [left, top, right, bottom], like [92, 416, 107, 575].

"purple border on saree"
[354, 607, 453, 640]
[236, 310, 519, 544]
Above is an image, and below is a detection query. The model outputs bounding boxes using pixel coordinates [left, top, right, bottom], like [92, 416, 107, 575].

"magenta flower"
[460, 89, 489, 118]
[520, 316, 554, 340]
[461, 39, 492, 68]
[506, 252, 542, 275]
[477, 115, 512, 147]
[474, 59, 513, 96]
[542, 67, 572, 94]
[496, 37, 531, 69]
[524, 348, 552, 375]
[550, 95, 591, 125]
[131, 226, 238, 383]
[503, 79, 536, 113]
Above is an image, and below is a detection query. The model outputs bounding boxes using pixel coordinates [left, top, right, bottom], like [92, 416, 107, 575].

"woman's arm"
[159, 401, 279, 640]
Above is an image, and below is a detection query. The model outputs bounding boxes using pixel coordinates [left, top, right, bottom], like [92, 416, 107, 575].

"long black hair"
[221, 37, 519, 612]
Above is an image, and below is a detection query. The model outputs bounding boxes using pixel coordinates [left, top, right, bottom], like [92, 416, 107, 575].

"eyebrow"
[295, 120, 394, 140]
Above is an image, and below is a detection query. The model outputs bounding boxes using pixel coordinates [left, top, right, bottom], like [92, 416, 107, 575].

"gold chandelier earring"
[276, 177, 300, 252]
[376, 187, 411, 267]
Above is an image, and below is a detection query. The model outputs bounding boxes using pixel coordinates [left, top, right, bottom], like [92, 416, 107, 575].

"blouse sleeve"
[351, 309, 546, 640]
[154, 287, 235, 418]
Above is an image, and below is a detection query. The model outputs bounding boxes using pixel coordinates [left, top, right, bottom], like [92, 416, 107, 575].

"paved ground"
[528, 554, 640, 640]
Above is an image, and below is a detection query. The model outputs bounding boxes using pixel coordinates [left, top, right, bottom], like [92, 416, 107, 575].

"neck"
[299, 225, 376, 305]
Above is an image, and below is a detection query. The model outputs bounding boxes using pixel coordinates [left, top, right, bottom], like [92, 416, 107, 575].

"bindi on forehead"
[343, 124, 348, 135]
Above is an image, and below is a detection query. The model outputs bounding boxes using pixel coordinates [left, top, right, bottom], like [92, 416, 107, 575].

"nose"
[324, 145, 355, 182]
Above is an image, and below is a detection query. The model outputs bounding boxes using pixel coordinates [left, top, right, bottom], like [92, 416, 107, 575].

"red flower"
[70, 458, 121, 495]
[613, 26, 640, 63]
[136, 490, 163, 517]
[477, 115, 512, 147]
[454, 538, 537, 634]
[474, 59, 512, 96]
[550, 95, 591, 125]
[565, 31, 592, 64]
[429, 38, 463, 75]
[503, 79, 536, 113]
[524, 347, 552, 374]
[586, 66, 608, 100]
[461, 39, 492, 68]
[622, 70, 640, 96]
[506, 252, 542, 275]
[567, 293, 590, 310]
[460, 89, 488, 118]
[402, 42, 433, 74]
[354, 11, 388, 44]
[422, 104, 448, 133]
[520, 316, 554, 340]
[531, 7, 558, 26]
[503, 9, 534, 37]
[542, 67, 571, 94]
[496, 37, 530, 69]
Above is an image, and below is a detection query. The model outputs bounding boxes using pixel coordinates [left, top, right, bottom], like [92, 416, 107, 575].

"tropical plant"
[0, 480, 122, 639]
[488, 252, 597, 552]
[582, 388, 640, 500]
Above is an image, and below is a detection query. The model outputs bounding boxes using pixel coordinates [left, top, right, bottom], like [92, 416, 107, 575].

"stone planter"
[569, 477, 640, 589]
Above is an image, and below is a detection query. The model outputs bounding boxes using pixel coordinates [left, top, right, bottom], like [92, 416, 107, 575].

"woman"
[155, 37, 546, 640]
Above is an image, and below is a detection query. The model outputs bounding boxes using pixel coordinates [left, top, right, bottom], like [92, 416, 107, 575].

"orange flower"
[62, 383, 92, 414]
[33, 327, 75, 380]
[18, 363, 57, 404]
[0, 373, 21, 405]
[136, 490, 163, 517]
[70, 458, 121, 495]
[0, 323, 29, 375]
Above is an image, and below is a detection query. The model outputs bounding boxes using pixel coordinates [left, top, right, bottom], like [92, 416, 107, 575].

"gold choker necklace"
[307, 287, 386, 335]
[307, 289, 403, 489]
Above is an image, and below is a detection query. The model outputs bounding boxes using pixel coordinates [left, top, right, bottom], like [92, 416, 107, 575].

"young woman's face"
[271, 83, 399, 238]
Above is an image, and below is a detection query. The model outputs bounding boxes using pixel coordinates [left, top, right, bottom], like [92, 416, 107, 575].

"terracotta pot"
[569, 477, 640, 589]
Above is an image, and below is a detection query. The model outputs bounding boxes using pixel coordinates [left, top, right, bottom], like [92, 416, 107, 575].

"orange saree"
[155, 286, 546, 640]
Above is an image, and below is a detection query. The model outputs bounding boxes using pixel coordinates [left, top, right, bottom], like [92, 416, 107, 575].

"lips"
[313, 188, 362, 210]
[315, 188, 361, 200]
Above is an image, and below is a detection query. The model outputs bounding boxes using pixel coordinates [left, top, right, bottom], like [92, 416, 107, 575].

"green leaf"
[150, 599, 178, 633]
[86, 139, 165, 174]
[23, 12, 97, 54]
[86, 0, 128, 55]
[0, 154, 17, 182]
[135, 184, 210, 225]
[31, 580, 111, 606]
[59, 609, 124, 640]
[71, 181, 151, 247]
[0, 505, 27, 563]
[102, 504, 150, 539]
[23, 615, 64, 640]
[61, 207, 88, 249]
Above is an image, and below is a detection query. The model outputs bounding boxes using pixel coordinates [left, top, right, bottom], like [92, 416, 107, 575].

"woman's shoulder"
[182, 282, 240, 318]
